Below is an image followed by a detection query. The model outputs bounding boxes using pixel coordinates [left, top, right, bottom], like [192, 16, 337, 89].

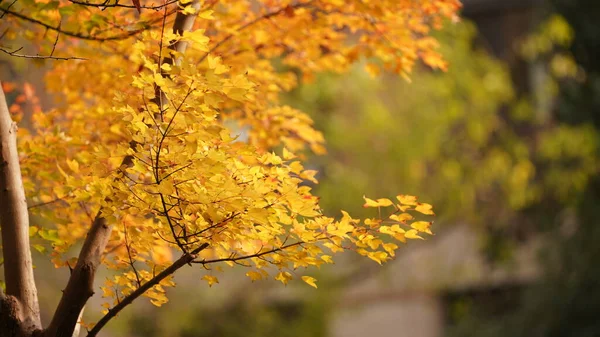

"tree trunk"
[0, 81, 41, 337]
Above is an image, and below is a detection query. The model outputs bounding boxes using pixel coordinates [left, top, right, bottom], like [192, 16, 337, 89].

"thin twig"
[0, 0, 17, 19]
[193, 241, 309, 265]
[87, 243, 209, 337]
[198, 1, 314, 64]
[49, 24, 60, 57]
[123, 223, 142, 288]
[68, 0, 177, 10]
[0, 45, 87, 60]
[27, 198, 65, 209]
[1, 6, 175, 41]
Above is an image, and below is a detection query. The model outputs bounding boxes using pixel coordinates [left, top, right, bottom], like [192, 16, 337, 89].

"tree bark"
[43, 215, 111, 337]
[0, 80, 42, 336]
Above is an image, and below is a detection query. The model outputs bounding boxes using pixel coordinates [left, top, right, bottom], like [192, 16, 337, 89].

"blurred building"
[331, 226, 540, 337]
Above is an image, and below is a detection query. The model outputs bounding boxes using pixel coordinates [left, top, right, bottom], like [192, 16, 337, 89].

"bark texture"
[43, 215, 111, 337]
[0, 80, 42, 336]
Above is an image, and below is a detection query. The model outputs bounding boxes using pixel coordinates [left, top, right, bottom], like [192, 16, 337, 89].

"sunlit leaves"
[275, 272, 293, 285]
[415, 203, 435, 215]
[362, 197, 393, 208]
[7, 0, 454, 314]
[397, 195, 418, 206]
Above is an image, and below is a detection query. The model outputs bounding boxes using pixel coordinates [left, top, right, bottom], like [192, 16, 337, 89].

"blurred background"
[3, 0, 600, 336]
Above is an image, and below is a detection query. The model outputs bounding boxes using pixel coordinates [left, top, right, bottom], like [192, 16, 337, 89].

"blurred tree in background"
[126, 285, 331, 337]
[290, 15, 597, 262]
[444, 1, 600, 335]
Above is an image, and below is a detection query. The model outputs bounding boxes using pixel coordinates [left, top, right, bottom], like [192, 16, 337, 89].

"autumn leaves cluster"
[3, 0, 458, 311]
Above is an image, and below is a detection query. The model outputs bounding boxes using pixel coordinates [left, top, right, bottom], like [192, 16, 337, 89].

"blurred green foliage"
[128, 296, 329, 337]
[288, 19, 598, 260]
[444, 1, 600, 336]
[124, 279, 334, 337]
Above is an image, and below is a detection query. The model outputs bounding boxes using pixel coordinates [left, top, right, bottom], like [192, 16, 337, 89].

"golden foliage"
[1, 0, 458, 311]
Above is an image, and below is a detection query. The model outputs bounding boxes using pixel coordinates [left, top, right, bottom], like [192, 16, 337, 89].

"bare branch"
[68, 0, 178, 10]
[27, 197, 65, 209]
[0, 45, 88, 61]
[0, 0, 17, 19]
[0, 80, 41, 331]
[0, 6, 176, 42]
[87, 243, 209, 337]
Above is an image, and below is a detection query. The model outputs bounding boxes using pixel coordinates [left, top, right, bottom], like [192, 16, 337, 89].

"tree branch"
[87, 243, 209, 337]
[0, 80, 41, 332]
[0, 6, 177, 42]
[45, 2, 203, 336]
[67, 0, 178, 10]
[197, 1, 313, 64]
[44, 214, 111, 337]
[0, 46, 88, 61]
[192, 241, 308, 265]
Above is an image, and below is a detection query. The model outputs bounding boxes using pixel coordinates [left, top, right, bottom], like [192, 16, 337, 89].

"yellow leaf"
[396, 194, 418, 205]
[301, 170, 318, 184]
[66, 159, 79, 173]
[405, 229, 424, 240]
[157, 179, 175, 195]
[415, 203, 435, 215]
[246, 271, 263, 281]
[283, 147, 296, 160]
[182, 30, 210, 51]
[383, 243, 398, 256]
[181, 4, 197, 15]
[365, 218, 382, 228]
[247, 208, 270, 226]
[376, 198, 393, 207]
[199, 10, 215, 20]
[363, 196, 379, 207]
[321, 255, 333, 263]
[367, 251, 388, 265]
[275, 271, 292, 285]
[151, 245, 173, 265]
[411, 221, 433, 235]
[389, 213, 413, 223]
[301, 276, 318, 288]
[202, 275, 219, 287]
[160, 63, 172, 72]
[363, 196, 393, 207]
